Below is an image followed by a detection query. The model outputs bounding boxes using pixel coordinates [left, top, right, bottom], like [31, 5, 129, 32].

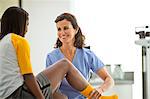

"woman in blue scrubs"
[46, 13, 114, 99]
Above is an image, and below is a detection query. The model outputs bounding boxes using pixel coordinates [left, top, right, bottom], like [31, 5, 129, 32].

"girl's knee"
[60, 58, 72, 69]
[60, 58, 70, 63]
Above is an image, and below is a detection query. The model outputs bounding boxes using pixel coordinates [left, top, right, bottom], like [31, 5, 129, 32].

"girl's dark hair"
[0, 6, 29, 40]
[54, 13, 85, 48]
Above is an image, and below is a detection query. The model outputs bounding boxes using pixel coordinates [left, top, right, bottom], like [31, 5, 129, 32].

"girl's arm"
[23, 73, 44, 99]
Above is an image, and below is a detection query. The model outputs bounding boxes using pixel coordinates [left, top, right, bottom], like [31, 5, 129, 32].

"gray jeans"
[6, 72, 52, 99]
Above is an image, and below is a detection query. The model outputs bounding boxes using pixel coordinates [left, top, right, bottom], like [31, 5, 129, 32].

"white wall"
[0, 0, 19, 18]
[71, 0, 145, 71]
[70, 1, 150, 99]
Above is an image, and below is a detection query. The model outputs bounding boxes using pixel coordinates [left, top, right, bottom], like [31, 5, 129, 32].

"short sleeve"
[89, 51, 104, 73]
[11, 34, 33, 75]
[46, 54, 53, 67]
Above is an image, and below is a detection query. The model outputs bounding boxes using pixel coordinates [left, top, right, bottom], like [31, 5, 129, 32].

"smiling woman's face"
[56, 19, 77, 45]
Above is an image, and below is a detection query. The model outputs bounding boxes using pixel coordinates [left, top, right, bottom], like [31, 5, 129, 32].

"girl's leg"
[53, 90, 68, 99]
[42, 58, 89, 94]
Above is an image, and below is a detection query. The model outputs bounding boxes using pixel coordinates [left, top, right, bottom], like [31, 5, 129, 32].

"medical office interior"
[1, 0, 150, 99]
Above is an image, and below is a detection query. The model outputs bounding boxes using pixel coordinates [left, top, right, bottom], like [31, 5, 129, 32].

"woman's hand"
[89, 87, 103, 99]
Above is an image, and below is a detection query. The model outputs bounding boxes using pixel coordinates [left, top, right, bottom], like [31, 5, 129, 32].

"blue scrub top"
[46, 48, 104, 99]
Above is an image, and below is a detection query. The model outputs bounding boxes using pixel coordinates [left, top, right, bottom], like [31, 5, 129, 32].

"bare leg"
[53, 91, 68, 99]
[42, 58, 89, 94]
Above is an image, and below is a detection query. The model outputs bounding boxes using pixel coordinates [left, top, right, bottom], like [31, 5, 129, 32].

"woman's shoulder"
[46, 48, 63, 62]
[47, 48, 59, 55]
[79, 48, 93, 54]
